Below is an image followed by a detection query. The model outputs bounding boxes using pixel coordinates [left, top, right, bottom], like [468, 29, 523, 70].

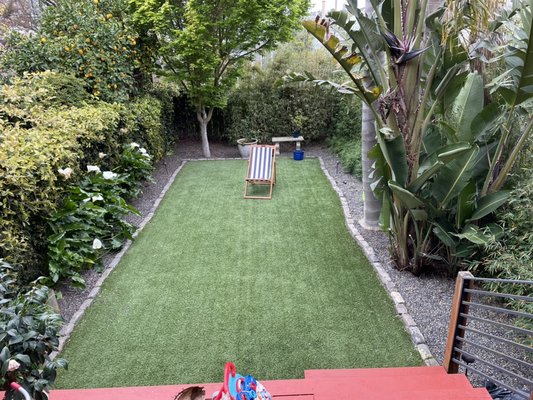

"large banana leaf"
[420, 142, 472, 169]
[377, 131, 408, 186]
[453, 224, 502, 245]
[433, 223, 457, 248]
[451, 72, 484, 142]
[302, 19, 380, 103]
[469, 191, 511, 221]
[432, 146, 480, 207]
[328, 9, 385, 88]
[408, 161, 444, 193]
[388, 180, 425, 208]
[455, 181, 476, 229]
[470, 102, 501, 141]
[496, 0, 533, 107]
[514, 0, 533, 106]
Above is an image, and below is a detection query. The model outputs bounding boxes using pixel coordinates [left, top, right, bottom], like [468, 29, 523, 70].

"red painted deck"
[48, 366, 490, 400]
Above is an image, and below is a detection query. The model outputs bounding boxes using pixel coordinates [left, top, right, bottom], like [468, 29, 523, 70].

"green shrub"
[115, 143, 154, 197]
[0, 72, 169, 281]
[121, 96, 166, 161]
[223, 30, 361, 145]
[469, 169, 533, 332]
[1, 0, 152, 102]
[147, 81, 180, 146]
[0, 260, 67, 400]
[47, 164, 140, 287]
[327, 136, 363, 179]
[225, 71, 343, 144]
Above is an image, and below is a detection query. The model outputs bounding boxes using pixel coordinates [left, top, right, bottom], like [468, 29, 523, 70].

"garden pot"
[237, 138, 258, 158]
[293, 149, 304, 161]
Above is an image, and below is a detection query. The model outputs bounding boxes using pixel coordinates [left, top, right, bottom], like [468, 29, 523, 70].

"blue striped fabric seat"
[247, 146, 273, 181]
[244, 144, 276, 199]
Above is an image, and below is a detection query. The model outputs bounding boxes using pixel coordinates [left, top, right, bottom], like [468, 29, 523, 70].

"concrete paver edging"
[317, 157, 439, 367]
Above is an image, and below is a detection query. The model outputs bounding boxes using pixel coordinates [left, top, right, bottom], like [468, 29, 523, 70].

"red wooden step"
[305, 366, 447, 380]
[307, 368, 492, 400]
[50, 379, 311, 400]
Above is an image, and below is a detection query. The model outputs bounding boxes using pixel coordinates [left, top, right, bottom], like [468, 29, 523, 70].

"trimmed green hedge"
[0, 72, 174, 280]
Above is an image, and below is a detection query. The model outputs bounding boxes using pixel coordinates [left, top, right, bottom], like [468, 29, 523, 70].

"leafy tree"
[1, 0, 152, 102]
[131, 0, 309, 157]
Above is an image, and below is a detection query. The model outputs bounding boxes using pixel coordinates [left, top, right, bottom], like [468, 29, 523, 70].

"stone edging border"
[51, 156, 437, 367]
[317, 157, 439, 367]
[50, 160, 189, 360]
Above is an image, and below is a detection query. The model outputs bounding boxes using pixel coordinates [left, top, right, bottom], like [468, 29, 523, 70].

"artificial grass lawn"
[56, 158, 421, 389]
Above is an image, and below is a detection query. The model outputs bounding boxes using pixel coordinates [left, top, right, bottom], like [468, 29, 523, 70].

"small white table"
[271, 136, 304, 155]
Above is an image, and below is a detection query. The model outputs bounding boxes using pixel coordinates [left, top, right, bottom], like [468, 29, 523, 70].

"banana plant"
[290, 0, 532, 274]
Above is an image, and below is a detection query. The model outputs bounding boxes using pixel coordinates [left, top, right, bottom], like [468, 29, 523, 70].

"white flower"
[82, 198, 91, 203]
[7, 360, 20, 372]
[58, 167, 73, 180]
[102, 171, 118, 180]
[129, 142, 140, 149]
[98, 152, 106, 159]
[91, 195, 104, 202]
[139, 147, 147, 154]
[92, 238, 103, 250]
[142, 152, 151, 158]
[87, 165, 101, 173]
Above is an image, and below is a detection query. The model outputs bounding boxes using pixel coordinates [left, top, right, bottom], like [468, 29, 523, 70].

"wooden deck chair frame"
[244, 144, 277, 199]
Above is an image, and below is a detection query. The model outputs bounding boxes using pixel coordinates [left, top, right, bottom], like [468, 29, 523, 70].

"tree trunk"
[196, 107, 214, 158]
[359, 0, 381, 230]
[360, 102, 381, 230]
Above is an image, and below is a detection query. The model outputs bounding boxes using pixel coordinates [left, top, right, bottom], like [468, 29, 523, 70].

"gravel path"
[57, 138, 531, 394]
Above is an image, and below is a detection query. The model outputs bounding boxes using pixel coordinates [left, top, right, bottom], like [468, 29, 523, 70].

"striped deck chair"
[244, 145, 276, 199]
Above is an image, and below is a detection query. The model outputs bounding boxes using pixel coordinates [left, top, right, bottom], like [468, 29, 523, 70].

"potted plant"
[291, 113, 306, 138]
[236, 137, 258, 158]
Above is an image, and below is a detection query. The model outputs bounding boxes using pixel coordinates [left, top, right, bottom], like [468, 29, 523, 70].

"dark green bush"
[120, 95, 167, 161]
[0, 260, 67, 400]
[1, 0, 153, 102]
[0, 72, 171, 281]
[147, 82, 180, 147]
[115, 143, 155, 198]
[327, 136, 363, 179]
[225, 71, 346, 144]
[47, 163, 140, 287]
[469, 169, 533, 331]
[222, 30, 361, 145]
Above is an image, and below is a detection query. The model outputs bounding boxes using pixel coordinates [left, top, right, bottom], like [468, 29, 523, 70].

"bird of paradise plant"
[288, 0, 533, 274]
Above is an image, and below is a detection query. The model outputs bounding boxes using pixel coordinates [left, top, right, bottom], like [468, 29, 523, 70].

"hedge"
[0, 72, 174, 280]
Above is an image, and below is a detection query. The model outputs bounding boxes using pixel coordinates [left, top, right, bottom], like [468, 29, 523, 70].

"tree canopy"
[131, 0, 310, 157]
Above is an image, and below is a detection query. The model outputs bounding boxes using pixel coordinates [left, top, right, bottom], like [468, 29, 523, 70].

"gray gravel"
[57, 138, 531, 395]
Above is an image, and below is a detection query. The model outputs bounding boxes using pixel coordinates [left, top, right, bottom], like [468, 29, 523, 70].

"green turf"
[56, 158, 421, 389]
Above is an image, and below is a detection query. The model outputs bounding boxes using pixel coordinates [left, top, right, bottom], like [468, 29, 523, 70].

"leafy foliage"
[0, 72, 170, 281]
[47, 161, 141, 287]
[131, 0, 310, 156]
[328, 136, 362, 179]
[295, 0, 533, 274]
[1, 0, 152, 102]
[115, 143, 154, 198]
[0, 260, 67, 400]
[470, 169, 533, 295]
[225, 33, 361, 145]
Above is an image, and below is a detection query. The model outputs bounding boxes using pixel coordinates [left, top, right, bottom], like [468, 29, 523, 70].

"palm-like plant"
[289, 0, 533, 274]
